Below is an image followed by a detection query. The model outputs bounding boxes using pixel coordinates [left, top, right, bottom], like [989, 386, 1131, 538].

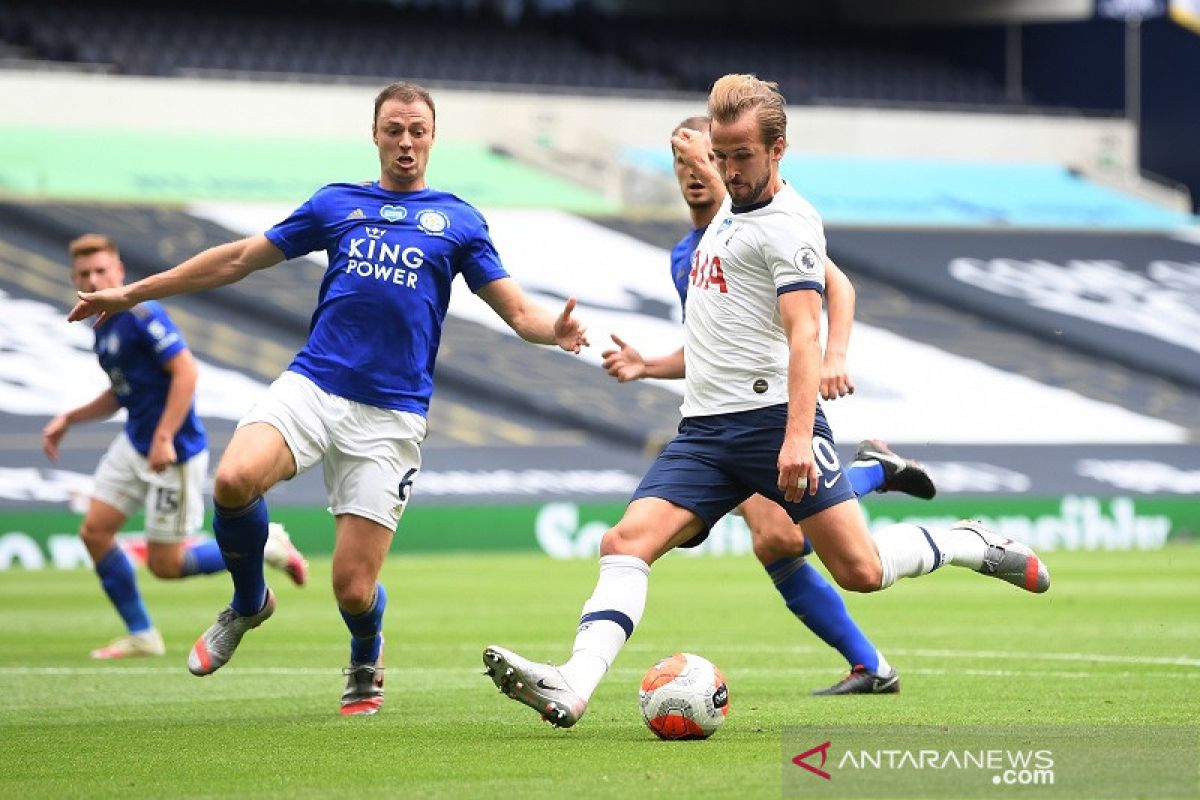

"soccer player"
[45, 234, 308, 660]
[599, 117, 936, 695]
[68, 82, 588, 716]
[484, 74, 1050, 729]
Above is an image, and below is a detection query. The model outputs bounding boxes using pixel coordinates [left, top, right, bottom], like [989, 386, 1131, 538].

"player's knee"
[332, 574, 374, 615]
[832, 560, 883, 593]
[146, 556, 183, 580]
[750, 527, 806, 566]
[599, 524, 648, 558]
[212, 463, 259, 508]
[78, 521, 115, 552]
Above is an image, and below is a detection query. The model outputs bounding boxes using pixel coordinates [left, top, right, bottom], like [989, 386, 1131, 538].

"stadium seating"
[0, 0, 1019, 107]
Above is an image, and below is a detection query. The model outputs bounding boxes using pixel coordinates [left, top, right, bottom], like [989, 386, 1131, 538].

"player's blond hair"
[374, 81, 437, 125]
[68, 233, 119, 261]
[707, 74, 787, 148]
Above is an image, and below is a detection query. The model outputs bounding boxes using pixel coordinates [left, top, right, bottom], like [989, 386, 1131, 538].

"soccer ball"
[638, 652, 729, 740]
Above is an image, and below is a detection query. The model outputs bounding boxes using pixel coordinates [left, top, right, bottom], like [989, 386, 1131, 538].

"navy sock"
[213, 497, 270, 616]
[340, 583, 386, 665]
[95, 547, 153, 634]
[846, 461, 885, 497]
[766, 557, 879, 671]
[180, 540, 227, 577]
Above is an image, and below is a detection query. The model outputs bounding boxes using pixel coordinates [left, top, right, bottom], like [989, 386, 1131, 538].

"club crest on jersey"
[714, 218, 734, 236]
[416, 209, 450, 236]
[99, 332, 121, 355]
[380, 204, 407, 222]
[794, 246, 821, 275]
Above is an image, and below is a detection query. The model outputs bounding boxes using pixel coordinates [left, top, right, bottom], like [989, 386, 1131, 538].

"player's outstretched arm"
[821, 258, 855, 401]
[41, 389, 121, 463]
[477, 277, 589, 353]
[68, 235, 286, 326]
[601, 334, 685, 382]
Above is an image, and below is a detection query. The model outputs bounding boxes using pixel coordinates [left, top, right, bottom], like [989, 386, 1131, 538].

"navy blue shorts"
[630, 403, 856, 547]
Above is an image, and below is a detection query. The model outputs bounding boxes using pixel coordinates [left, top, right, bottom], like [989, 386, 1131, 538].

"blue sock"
[766, 557, 879, 671]
[95, 547, 153, 634]
[846, 461, 886, 497]
[340, 583, 386, 665]
[180, 540, 227, 577]
[213, 497, 270, 616]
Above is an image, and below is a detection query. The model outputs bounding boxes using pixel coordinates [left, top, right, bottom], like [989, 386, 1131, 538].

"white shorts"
[238, 370, 427, 530]
[92, 433, 209, 542]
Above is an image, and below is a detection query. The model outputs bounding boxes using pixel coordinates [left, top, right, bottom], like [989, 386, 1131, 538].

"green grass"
[2, 548, 1198, 799]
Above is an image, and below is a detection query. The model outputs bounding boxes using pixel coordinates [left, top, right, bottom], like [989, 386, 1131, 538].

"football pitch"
[3, 547, 1198, 799]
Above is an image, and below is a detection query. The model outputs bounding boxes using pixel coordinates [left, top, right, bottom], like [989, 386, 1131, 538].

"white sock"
[874, 650, 893, 676]
[558, 554, 650, 701]
[872, 523, 951, 588]
[874, 523, 993, 587]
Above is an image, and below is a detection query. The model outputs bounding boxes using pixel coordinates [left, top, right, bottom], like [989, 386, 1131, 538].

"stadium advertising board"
[831, 229, 1200, 390]
[1, 495, 1195, 570]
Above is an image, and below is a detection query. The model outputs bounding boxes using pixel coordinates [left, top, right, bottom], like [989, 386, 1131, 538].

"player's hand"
[777, 435, 819, 503]
[68, 287, 135, 327]
[601, 334, 647, 382]
[42, 415, 69, 463]
[148, 436, 177, 473]
[819, 352, 855, 400]
[670, 127, 710, 168]
[553, 296, 589, 354]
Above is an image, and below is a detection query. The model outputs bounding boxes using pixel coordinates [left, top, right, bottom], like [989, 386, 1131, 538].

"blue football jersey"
[265, 182, 510, 414]
[669, 226, 707, 311]
[93, 301, 206, 461]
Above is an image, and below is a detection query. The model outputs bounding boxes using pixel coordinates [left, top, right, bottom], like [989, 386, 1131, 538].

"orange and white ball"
[639, 652, 729, 740]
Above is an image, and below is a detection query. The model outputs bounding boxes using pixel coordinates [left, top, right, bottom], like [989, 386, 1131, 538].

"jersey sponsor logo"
[690, 251, 729, 293]
[380, 204, 407, 222]
[752, 378, 768, 394]
[416, 209, 449, 236]
[365, 226, 387, 239]
[146, 320, 181, 353]
[345, 235, 425, 288]
[794, 246, 820, 275]
[346, 208, 366, 220]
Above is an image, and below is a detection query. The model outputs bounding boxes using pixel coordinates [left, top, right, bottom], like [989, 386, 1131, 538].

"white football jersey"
[681, 182, 827, 417]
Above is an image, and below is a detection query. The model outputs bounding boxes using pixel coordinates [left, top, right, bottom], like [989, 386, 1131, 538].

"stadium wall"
[1, 495, 1195, 569]
[0, 70, 1138, 181]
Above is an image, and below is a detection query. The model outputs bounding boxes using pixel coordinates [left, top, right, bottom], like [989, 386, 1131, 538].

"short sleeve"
[136, 304, 187, 365]
[761, 215, 826, 297]
[264, 195, 325, 259]
[456, 216, 510, 292]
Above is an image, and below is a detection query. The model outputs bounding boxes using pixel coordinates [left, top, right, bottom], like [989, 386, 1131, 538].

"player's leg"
[845, 439, 936, 499]
[81, 498, 165, 659]
[331, 514, 392, 716]
[85, 435, 164, 659]
[325, 401, 425, 716]
[742, 494, 898, 694]
[485, 496, 703, 728]
[799, 500, 1050, 594]
[187, 422, 297, 676]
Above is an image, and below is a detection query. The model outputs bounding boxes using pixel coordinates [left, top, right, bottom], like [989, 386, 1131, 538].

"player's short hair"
[672, 115, 711, 140]
[373, 81, 436, 124]
[68, 233, 119, 261]
[707, 74, 787, 149]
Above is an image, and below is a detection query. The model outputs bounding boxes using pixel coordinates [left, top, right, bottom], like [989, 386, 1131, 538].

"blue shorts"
[630, 403, 856, 547]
